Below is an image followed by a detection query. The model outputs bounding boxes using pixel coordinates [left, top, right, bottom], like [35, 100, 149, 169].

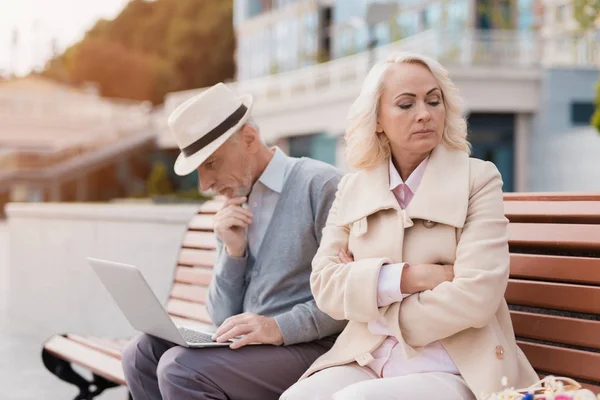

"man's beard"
[223, 158, 253, 198]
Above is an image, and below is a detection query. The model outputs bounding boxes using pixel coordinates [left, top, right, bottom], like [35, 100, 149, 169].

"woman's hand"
[402, 264, 454, 294]
[338, 249, 354, 264]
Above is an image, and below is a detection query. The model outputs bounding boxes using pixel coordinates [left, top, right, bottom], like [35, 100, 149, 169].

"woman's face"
[377, 62, 445, 157]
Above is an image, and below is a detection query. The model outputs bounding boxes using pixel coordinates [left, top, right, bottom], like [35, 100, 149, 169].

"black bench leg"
[42, 347, 120, 400]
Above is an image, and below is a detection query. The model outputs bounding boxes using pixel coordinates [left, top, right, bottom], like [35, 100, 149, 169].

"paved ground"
[0, 221, 128, 400]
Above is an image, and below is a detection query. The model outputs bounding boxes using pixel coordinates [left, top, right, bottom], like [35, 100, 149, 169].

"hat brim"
[173, 94, 253, 176]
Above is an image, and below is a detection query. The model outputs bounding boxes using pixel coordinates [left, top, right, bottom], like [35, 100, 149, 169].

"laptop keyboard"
[178, 327, 217, 344]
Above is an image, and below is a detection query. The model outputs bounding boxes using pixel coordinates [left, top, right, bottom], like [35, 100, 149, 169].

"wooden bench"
[42, 200, 222, 400]
[503, 193, 600, 393]
[42, 193, 600, 399]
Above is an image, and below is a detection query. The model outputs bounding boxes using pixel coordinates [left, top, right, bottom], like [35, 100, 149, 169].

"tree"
[573, 0, 600, 31]
[593, 82, 600, 134]
[147, 161, 173, 196]
[67, 38, 160, 101]
[43, 0, 235, 104]
[476, 0, 516, 30]
[572, 0, 600, 134]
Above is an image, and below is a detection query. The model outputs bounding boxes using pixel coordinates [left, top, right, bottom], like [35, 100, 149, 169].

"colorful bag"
[483, 376, 599, 400]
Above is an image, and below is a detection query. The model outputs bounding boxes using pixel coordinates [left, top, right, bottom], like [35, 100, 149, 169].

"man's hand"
[213, 312, 284, 349]
[337, 249, 454, 294]
[213, 197, 253, 257]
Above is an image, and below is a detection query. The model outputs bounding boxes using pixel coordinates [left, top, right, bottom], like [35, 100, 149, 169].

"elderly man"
[121, 83, 346, 399]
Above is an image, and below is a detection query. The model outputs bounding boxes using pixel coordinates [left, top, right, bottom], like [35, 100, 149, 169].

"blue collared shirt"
[247, 147, 298, 257]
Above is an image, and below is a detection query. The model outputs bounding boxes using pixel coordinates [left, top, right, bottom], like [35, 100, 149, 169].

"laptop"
[87, 257, 232, 348]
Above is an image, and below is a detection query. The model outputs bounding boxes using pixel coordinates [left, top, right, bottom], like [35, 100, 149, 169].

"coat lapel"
[405, 144, 470, 228]
[336, 160, 399, 226]
[336, 144, 470, 229]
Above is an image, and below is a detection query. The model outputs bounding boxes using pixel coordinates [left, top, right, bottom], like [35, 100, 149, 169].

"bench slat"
[504, 201, 600, 224]
[504, 193, 600, 201]
[510, 254, 600, 285]
[508, 223, 600, 251]
[65, 334, 126, 359]
[199, 200, 224, 214]
[578, 382, 600, 393]
[506, 279, 600, 314]
[44, 335, 126, 385]
[188, 215, 214, 231]
[166, 298, 212, 324]
[170, 283, 208, 303]
[518, 341, 600, 383]
[174, 266, 213, 286]
[511, 311, 600, 350]
[182, 231, 217, 250]
[178, 249, 216, 267]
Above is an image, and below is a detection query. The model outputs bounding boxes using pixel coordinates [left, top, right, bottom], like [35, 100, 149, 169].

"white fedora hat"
[168, 82, 253, 176]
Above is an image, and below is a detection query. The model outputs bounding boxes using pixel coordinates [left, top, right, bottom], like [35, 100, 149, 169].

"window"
[420, 8, 428, 30]
[288, 133, 337, 165]
[247, 0, 274, 19]
[447, 0, 468, 32]
[425, 4, 442, 31]
[556, 4, 571, 24]
[301, 11, 319, 65]
[289, 135, 313, 158]
[518, 0, 535, 31]
[571, 102, 595, 126]
[397, 11, 419, 37]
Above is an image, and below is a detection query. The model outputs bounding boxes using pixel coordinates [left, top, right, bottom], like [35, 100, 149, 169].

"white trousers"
[280, 364, 477, 400]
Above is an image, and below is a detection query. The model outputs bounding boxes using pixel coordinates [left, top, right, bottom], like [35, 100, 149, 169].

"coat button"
[495, 345, 504, 360]
[423, 220, 436, 228]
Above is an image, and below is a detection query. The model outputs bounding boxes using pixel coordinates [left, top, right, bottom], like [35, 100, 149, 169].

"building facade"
[163, 0, 599, 193]
[234, 0, 542, 81]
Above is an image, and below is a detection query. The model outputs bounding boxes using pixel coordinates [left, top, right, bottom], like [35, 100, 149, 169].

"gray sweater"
[206, 158, 347, 345]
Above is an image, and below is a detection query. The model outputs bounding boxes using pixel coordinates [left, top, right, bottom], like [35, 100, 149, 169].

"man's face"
[196, 133, 254, 199]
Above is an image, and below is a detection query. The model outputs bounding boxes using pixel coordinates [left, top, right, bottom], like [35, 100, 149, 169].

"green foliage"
[147, 161, 173, 196]
[68, 38, 160, 101]
[572, 0, 600, 31]
[389, 18, 404, 42]
[43, 0, 235, 104]
[476, 0, 516, 29]
[571, 0, 600, 136]
[593, 81, 600, 135]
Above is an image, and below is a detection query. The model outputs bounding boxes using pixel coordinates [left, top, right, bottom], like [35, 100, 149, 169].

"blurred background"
[0, 0, 599, 398]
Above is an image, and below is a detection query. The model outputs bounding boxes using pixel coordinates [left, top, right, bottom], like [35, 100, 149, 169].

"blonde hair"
[345, 52, 471, 170]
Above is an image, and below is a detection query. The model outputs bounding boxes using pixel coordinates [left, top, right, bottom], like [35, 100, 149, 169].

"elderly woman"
[281, 52, 538, 400]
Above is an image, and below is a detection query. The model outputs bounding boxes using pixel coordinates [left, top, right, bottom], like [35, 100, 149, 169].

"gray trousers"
[121, 333, 335, 400]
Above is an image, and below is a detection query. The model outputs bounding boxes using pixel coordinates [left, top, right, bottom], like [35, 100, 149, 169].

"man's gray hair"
[245, 116, 260, 134]
[229, 115, 264, 144]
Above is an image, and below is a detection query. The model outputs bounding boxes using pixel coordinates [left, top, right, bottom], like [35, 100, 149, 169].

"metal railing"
[0, 90, 152, 135]
[165, 28, 599, 115]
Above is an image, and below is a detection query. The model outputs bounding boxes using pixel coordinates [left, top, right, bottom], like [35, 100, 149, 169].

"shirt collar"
[257, 147, 288, 193]
[389, 156, 429, 194]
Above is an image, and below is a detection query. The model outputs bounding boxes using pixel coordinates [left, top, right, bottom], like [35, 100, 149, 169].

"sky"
[0, 0, 131, 77]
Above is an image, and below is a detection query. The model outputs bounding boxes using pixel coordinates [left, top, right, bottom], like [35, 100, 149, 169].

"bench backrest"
[504, 193, 600, 392]
[164, 194, 600, 391]
[165, 199, 221, 329]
